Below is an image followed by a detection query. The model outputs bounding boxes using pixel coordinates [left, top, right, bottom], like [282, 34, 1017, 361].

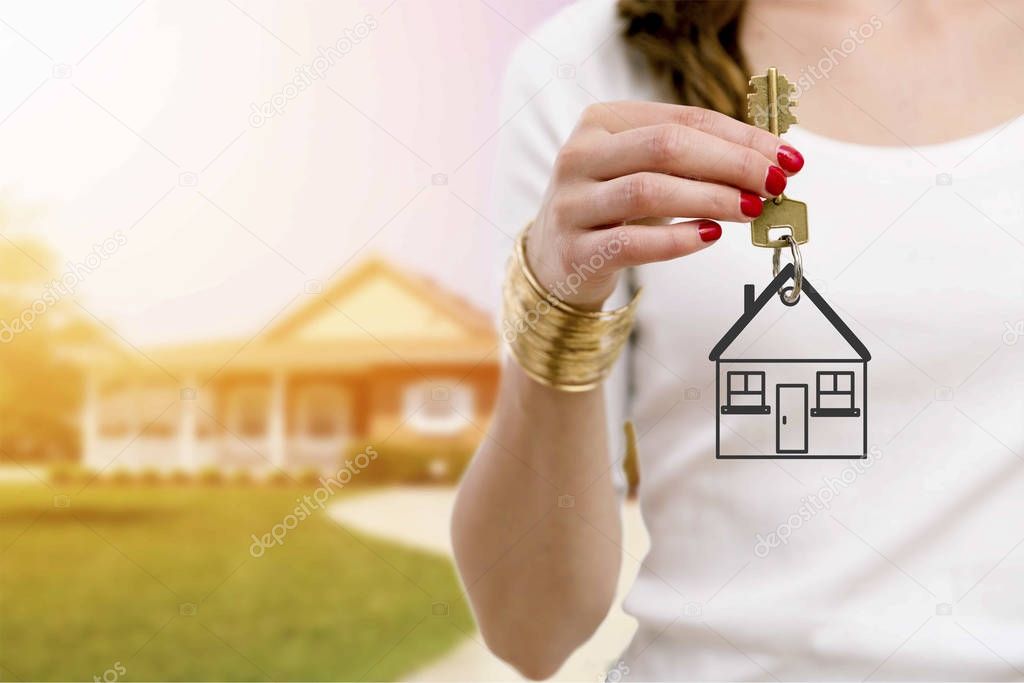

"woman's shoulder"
[531, 0, 624, 57]
[503, 0, 661, 104]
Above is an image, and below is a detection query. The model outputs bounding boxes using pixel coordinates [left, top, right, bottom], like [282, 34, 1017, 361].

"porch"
[82, 367, 488, 474]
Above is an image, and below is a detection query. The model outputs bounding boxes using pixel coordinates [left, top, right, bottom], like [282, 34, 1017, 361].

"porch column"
[268, 371, 287, 469]
[80, 371, 99, 470]
[179, 374, 197, 471]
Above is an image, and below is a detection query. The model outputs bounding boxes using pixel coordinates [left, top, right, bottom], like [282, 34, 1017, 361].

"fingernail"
[698, 220, 722, 243]
[740, 192, 763, 218]
[765, 165, 787, 196]
[777, 145, 804, 174]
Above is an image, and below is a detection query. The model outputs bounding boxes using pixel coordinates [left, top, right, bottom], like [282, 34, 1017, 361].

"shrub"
[139, 468, 162, 486]
[267, 469, 292, 486]
[50, 463, 94, 485]
[231, 469, 254, 486]
[298, 468, 322, 486]
[168, 469, 193, 485]
[345, 437, 477, 485]
[197, 467, 224, 486]
[110, 469, 134, 485]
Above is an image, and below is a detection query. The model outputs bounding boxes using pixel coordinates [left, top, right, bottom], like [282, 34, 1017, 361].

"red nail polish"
[698, 220, 722, 243]
[777, 145, 804, 173]
[765, 165, 787, 196]
[740, 192, 763, 218]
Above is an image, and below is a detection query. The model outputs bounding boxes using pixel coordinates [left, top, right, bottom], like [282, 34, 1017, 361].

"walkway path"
[0, 465, 47, 484]
[327, 486, 649, 682]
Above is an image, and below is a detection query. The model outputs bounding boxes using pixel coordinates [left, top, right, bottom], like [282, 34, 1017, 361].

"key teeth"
[746, 71, 798, 131]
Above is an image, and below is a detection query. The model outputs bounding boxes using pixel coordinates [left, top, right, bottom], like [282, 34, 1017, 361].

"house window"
[139, 385, 178, 438]
[810, 371, 861, 417]
[403, 381, 473, 435]
[721, 371, 770, 415]
[99, 390, 136, 437]
[296, 385, 348, 439]
[226, 386, 269, 438]
[100, 385, 180, 438]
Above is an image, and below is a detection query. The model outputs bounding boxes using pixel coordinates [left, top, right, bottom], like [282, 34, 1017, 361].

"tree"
[0, 236, 94, 462]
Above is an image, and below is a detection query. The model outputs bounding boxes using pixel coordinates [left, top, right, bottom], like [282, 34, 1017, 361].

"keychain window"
[815, 370, 856, 413]
[723, 371, 770, 414]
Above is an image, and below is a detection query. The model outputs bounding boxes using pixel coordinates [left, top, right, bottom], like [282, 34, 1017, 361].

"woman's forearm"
[451, 359, 622, 679]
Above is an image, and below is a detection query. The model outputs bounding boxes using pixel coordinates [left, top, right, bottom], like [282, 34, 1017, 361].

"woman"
[452, 0, 1024, 679]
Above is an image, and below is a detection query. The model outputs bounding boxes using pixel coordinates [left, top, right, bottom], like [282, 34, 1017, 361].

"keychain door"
[775, 384, 808, 454]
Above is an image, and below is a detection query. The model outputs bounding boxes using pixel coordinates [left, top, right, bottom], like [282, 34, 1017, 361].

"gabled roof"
[709, 263, 871, 361]
[89, 257, 500, 378]
[265, 256, 495, 342]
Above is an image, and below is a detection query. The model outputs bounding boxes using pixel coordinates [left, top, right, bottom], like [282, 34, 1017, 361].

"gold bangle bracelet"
[513, 227, 639, 321]
[502, 224, 640, 391]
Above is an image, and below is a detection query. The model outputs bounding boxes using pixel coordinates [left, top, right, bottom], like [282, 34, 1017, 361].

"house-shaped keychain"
[709, 263, 871, 459]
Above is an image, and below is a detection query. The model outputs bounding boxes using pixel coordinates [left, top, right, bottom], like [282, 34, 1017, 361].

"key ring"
[771, 233, 803, 305]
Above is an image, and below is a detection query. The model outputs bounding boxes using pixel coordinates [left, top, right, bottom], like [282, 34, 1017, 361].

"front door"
[776, 384, 808, 454]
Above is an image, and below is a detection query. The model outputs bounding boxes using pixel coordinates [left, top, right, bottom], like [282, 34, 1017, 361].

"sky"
[0, 0, 569, 345]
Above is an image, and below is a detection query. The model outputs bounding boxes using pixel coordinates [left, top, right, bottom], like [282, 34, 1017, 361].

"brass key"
[750, 196, 807, 248]
[747, 67, 807, 248]
[747, 67, 797, 136]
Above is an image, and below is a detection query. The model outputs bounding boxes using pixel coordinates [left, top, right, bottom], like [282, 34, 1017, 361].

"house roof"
[265, 257, 495, 341]
[89, 257, 499, 377]
[708, 263, 871, 361]
[142, 338, 498, 374]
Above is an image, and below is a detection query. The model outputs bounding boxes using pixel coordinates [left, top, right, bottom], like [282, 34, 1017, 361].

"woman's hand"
[526, 100, 804, 309]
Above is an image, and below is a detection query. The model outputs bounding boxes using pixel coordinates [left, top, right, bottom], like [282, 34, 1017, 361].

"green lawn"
[0, 483, 474, 681]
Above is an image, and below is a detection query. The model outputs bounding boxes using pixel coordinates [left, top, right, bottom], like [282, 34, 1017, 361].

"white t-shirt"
[490, 1, 1024, 679]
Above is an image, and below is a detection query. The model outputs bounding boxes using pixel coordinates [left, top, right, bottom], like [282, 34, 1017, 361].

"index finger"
[581, 101, 801, 172]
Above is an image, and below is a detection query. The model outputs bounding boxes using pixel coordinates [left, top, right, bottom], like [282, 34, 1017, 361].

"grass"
[0, 483, 474, 681]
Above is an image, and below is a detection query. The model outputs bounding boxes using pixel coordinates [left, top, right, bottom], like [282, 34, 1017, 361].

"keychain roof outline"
[709, 263, 871, 362]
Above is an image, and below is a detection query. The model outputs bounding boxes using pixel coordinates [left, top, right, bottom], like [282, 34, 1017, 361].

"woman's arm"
[451, 360, 619, 680]
[452, 101, 800, 679]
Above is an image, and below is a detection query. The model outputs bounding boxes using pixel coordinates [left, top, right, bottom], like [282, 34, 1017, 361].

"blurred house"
[81, 258, 499, 474]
